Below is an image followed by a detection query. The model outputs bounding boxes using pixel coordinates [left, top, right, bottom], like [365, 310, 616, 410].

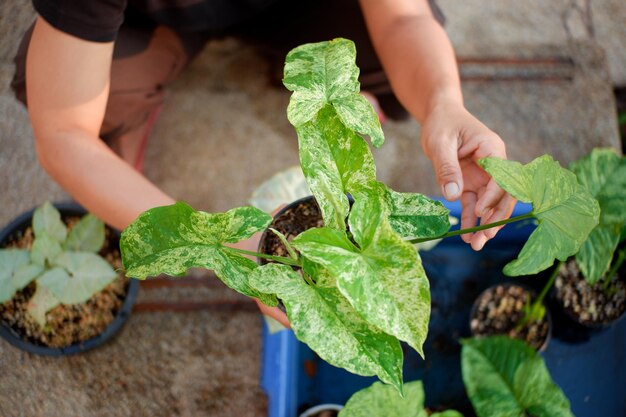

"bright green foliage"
[294, 192, 431, 357]
[249, 263, 403, 391]
[121, 202, 277, 305]
[0, 202, 118, 325]
[461, 336, 573, 417]
[480, 155, 600, 276]
[339, 380, 463, 417]
[569, 148, 626, 283]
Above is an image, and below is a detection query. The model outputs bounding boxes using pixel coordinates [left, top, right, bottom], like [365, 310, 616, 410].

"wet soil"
[470, 284, 549, 351]
[0, 217, 130, 348]
[554, 259, 626, 326]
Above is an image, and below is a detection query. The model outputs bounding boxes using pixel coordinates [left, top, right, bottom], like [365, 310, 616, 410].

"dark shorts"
[12, 0, 444, 143]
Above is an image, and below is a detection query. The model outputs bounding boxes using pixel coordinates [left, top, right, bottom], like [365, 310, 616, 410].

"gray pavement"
[0, 1, 624, 416]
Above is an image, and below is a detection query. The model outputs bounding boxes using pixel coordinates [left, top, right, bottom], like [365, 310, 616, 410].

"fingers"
[470, 192, 516, 250]
[428, 136, 464, 201]
[460, 191, 478, 244]
[475, 179, 506, 219]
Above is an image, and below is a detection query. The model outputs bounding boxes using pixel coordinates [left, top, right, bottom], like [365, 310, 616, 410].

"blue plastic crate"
[261, 201, 626, 417]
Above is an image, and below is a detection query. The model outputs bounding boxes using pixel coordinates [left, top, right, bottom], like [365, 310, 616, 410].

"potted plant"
[551, 148, 626, 330]
[0, 202, 139, 355]
[120, 38, 599, 392]
[461, 336, 573, 417]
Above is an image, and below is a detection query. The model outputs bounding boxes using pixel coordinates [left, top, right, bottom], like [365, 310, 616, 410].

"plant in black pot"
[119, 39, 600, 392]
[551, 148, 626, 333]
[0, 202, 138, 355]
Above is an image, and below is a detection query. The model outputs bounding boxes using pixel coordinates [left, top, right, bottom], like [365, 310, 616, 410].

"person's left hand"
[420, 101, 516, 251]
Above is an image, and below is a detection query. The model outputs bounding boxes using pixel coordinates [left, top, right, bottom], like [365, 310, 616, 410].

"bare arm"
[26, 17, 175, 230]
[360, 0, 515, 250]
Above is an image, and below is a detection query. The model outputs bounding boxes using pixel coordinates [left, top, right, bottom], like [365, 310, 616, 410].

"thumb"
[430, 139, 463, 201]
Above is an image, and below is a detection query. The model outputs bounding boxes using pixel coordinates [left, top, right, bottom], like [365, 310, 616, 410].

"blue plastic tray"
[261, 201, 626, 417]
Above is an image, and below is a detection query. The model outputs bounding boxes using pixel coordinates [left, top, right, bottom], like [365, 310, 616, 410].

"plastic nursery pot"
[549, 258, 626, 343]
[469, 283, 552, 352]
[0, 202, 139, 356]
[299, 404, 343, 417]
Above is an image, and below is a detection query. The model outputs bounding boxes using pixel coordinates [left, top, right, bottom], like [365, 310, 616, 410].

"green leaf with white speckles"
[33, 202, 67, 243]
[249, 263, 404, 392]
[382, 185, 450, 239]
[461, 336, 573, 417]
[480, 155, 599, 276]
[0, 249, 30, 302]
[569, 148, 626, 283]
[43, 253, 117, 304]
[339, 380, 427, 417]
[120, 202, 276, 305]
[64, 214, 105, 252]
[293, 191, 430, 357]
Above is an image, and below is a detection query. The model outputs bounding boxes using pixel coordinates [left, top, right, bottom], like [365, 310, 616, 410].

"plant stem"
[537, 260, 564, 306]
[224, 246, 301, 267]
[603, 247, 626, 292]
[408, 213, 535, 244]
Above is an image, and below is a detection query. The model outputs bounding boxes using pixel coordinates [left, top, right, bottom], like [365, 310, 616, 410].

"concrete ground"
[0, 1, 623, 416]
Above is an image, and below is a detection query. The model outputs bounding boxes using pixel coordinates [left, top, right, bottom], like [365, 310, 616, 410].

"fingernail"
[444, 182, 460, 199]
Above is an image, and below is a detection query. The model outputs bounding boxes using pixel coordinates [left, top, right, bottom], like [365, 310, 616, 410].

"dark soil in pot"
[553, 259, 626, 327]
[0, 215, 130, 349]
[259, 196, 324, 264]
[470, 284, 550, 351]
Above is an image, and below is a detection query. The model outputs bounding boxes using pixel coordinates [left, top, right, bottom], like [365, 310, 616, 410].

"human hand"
[421, 102, 516, 251]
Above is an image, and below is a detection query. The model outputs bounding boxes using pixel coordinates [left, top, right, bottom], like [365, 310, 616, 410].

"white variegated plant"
[120, 39, 600, 392]
[0, 202, 117, 326]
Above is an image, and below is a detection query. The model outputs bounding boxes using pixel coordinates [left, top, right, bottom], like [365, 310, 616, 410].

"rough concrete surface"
[0, 1, 623, 416]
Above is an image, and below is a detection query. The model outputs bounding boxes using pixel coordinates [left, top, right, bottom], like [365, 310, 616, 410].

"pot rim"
[299, 403, 344, 417]
[469, 282, 552, 352]
[0, 201, 139, 356]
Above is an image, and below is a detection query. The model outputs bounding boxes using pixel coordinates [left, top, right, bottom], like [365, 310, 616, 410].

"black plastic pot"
[549, 260, 626, 344]
[469, 283, 552, 352]
[0, 201, 139, 356]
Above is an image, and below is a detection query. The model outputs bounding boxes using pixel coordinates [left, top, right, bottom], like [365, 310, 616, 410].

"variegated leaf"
[480, 155, 599, 276]
[569, 148, 626, 283]
[120, 202, 276, 305]
[461, 336, 573, 417]
[339, 381, 427, 417]
[0, 249, 30, 302]
[43, 253, 117, 304]
[293, 193, 430, 357]
[249, 263, 403, 391]
[64, 214, 105, 252]
[27, 284, 61, 326]
[32, 202, 67, 243]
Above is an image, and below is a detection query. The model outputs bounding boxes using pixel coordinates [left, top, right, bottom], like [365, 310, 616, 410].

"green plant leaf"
[64, 213, 106, 252]
[430, 411, 464, 417]
[250, 263, 404, 391]
[32, 201, 67, 243]
[30, 233, 63, 266]
[120, 202, 276, 305]
[339, 381, 427, 417]
[569, 148, 626, 283]
[41, 253, 117, 304]
[479, 155, 600, 276]
[27, 284, 60, 326]
[461, 336, 573, 417]
[0, 249, 30, 302]
[13, 263, 44, 290]
[293, 192, 430, 357]
[382, 185, 450, 239]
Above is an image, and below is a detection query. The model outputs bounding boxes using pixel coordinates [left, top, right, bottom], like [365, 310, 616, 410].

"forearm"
[35, 130, 175, 230]
[359, 0, 463, 122]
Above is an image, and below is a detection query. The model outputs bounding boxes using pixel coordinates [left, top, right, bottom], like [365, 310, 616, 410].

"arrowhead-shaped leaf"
[249, 263, 404, 391]
[13, 263, 44, 290]
[480, 155, 600, 276]
[0, 249, 30, 302]
[339, 381, 427, 417]
[120, 202, 276, 305]
[42, 253, 117, 304]
[461, 336, 573, 417]
[30, 233, 63, 266]
[27, 284, 61, 326]
[64, 214, 106, 252]
[33, 202, 67, 243]
[293, 192, 431, 356]
[569, 148, 626, 283]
